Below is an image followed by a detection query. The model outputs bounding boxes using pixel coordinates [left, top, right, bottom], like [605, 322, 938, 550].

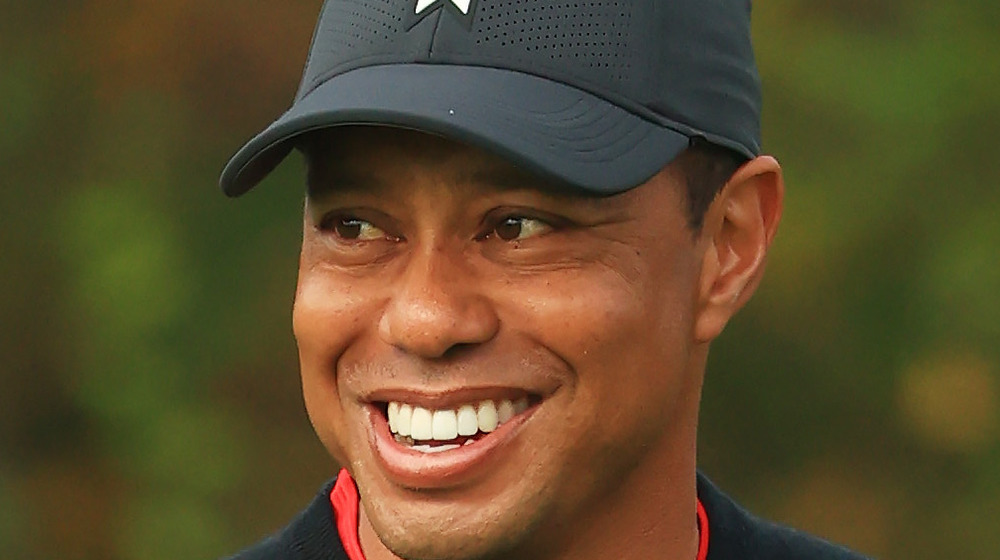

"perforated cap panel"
[297, 0, 412, 97]
[297, 1, 639, 106]
[473, 2, 631, 83]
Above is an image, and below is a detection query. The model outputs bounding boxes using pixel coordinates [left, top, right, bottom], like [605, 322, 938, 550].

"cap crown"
[296, 0, 761, 157]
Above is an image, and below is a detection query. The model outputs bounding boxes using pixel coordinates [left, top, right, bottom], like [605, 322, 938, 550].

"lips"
[364, 389, 542, 488]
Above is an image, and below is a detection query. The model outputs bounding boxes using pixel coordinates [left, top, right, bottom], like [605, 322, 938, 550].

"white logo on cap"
[415, 0, 471, 15]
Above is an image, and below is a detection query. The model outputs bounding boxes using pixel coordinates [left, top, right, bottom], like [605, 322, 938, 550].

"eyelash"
[317, 211, 560, 244]
[483, 215, 552, 242]
[318, 215, 396, 242]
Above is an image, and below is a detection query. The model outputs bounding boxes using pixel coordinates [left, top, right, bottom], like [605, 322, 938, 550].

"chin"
[360, 484, 551, 560]
[372, 519, 526, 560]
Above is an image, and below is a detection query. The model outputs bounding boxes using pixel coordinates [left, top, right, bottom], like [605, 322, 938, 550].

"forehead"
[299, 126, 583, 199]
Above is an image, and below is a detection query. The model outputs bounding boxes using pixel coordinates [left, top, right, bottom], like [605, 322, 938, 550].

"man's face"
[293, 127, 712, 559]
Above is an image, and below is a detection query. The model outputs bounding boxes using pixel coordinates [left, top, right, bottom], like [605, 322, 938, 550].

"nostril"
[440, 341, 484, 360]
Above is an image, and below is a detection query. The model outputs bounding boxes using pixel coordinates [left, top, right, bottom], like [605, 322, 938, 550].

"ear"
[694, 156, 784, 343]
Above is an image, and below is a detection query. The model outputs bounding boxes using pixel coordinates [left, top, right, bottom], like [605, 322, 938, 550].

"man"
[220, 1, 868, 559]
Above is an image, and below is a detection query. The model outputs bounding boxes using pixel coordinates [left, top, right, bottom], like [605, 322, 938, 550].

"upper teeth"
[388, 398, 529, 441]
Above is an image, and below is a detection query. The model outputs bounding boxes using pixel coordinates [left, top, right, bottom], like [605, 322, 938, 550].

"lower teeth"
[411, 444, 460, 453]
[395, 433, 481, 451]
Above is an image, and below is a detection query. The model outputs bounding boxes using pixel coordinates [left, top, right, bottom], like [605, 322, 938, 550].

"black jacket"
[225, 473, 869, 559]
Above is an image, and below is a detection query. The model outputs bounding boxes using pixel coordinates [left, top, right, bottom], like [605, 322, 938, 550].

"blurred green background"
[2, 1, 998, 558]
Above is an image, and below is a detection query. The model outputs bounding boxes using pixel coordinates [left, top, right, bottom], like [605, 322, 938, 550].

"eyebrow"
[460, 165, 624, 213]
[460, 164, 622, 209]
[460, 164, 558, 191]
[306, 160, 629, 215]
[306, 162, 547, 200]
[306, 167, 385, 202]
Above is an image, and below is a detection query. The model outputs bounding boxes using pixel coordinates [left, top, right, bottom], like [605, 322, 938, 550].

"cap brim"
[220, 64, 690, 197]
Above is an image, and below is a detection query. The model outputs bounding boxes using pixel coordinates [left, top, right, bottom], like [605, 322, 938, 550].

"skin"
[292, 126, 783, 560]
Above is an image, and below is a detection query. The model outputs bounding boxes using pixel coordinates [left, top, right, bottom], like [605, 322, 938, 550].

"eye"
[491, 216, 551, 241]
[324, 217, 389, 241]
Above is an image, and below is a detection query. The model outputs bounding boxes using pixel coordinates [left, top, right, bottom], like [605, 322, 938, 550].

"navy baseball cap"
[220, 0, 761, 197]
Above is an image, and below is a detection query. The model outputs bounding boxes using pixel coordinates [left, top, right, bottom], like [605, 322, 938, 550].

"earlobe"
[694, 156, 784, 343]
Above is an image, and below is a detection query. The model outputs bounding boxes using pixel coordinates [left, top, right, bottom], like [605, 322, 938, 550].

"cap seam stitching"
[427, 9, 443, 58]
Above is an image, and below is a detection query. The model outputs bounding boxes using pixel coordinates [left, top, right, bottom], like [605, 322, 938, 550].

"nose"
[378, 247, 499, 359]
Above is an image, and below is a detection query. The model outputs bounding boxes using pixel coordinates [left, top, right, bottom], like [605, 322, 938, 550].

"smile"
[387, 398, 530, 452]
[366, 389, 544, 488]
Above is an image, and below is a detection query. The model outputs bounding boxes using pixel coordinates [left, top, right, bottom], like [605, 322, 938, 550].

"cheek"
[492, 259, 699, 512]
[293, 272, 366, 361]
[505, 249, 699, 429]
[511, 253, 696, 375]
[293, 269, 377, 462]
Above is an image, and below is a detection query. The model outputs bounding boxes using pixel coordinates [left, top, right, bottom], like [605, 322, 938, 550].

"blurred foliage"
[1, 1, 997, 558]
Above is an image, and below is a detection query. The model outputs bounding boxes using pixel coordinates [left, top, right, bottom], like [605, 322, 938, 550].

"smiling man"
[219, 1, 868, 560]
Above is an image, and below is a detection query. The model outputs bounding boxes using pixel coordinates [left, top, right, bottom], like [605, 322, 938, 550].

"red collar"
[331, 468, 709, 560]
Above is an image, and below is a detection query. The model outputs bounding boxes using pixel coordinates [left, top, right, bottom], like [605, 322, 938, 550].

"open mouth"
[378, 396, 538, 453]
[365, 389, 550, 487]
